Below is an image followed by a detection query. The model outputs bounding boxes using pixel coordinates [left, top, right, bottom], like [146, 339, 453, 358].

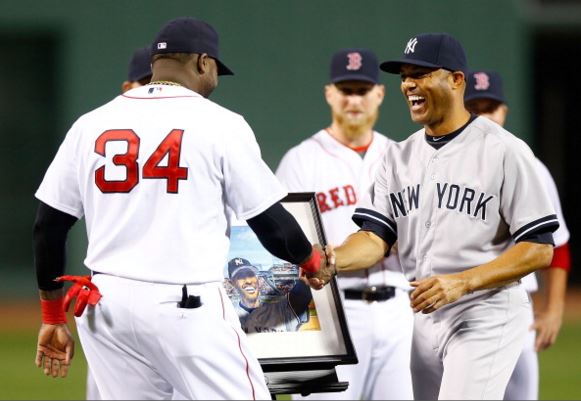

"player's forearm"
[459, 241, 553, 292]
[39, 289, 65, 301]
[543, 267, 568, 314]
[335, 231, 388, 272]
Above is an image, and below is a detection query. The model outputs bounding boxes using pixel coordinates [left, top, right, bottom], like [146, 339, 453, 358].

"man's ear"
[195, 53, 209, 74]
[121, 81, 132, 93]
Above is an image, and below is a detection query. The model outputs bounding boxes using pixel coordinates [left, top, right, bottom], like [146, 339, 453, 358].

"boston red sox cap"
[380, 33, 468, 75]
[330, 48, 379, 84]
[127, 46, 152, 82]
[151, 16, 234, 76]
[464, 70, 506, 104]
[228, 257, 258, 279]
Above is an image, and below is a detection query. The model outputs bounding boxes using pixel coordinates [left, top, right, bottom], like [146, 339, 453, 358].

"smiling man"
[228, 257, 312, 333]
[312, 33, 560, 400]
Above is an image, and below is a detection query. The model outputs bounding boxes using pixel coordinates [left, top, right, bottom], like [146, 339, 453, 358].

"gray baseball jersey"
[354, 116, 559, 289]
[353, 115, 559, 399]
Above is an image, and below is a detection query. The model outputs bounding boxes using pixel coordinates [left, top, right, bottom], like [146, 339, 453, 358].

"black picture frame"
[223, 192, 357, 373]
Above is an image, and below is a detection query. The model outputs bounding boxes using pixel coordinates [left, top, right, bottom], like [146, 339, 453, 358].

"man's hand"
[303, 244, 336, 290]
[531, 307, 564, 352]
[410, 273, 470, 314]
[35, 323, 75, 378]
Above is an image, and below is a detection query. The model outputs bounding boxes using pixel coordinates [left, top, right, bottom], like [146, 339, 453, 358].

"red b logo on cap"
[474, 72, 490, 91]
[346, 52, 362, 71]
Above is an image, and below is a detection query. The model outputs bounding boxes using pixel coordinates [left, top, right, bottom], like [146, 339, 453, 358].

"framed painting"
[223, 192, 357, 373]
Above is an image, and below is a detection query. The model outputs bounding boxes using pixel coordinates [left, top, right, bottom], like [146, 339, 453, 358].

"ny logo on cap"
[157, 42, 168, 50]
[346, 52, 362, 71]
[234, 258, 244, 266]
[405, 37, 418, 54]
[473, 72, 490, 90]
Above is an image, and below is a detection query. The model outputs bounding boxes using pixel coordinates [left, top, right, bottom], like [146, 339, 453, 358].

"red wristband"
[40, 298, 67, 325]
[300, 246, 322, 273]
[550, 243, 571, 271]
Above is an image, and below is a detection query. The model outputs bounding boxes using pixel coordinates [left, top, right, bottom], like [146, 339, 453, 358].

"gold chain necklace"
[148, 80, 183, 87]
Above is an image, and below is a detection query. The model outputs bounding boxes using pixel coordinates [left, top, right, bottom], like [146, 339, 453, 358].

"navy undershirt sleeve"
[33, 201, 78, 291]
[247, 202, 312, 265]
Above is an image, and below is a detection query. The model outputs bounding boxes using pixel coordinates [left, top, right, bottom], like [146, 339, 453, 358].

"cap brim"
[216, 59, 234, 76]
[465, 93, 506, 104]
[331, 74, 378, 84]
[380, 59, 442, 74]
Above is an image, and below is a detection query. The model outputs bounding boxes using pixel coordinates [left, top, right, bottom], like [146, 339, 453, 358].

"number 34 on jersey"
[94, 128, 188, 194]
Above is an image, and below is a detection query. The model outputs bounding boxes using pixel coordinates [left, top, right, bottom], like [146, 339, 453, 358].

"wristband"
[40, 298, 67, 325]
[300, 246, 322, 273]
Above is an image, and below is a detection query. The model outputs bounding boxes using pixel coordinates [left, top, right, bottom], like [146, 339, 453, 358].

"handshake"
[299, 244, 337, 290]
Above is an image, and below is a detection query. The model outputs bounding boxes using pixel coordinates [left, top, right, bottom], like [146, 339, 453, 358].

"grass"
[0, 319, 579, 400]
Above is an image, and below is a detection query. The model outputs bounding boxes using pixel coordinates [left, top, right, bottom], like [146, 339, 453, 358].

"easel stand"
[265, 368, 348, 400]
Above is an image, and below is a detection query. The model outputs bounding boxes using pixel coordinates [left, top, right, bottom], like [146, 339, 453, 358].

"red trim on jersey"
[550, 243, 571, 271]
[324, 128, 374, 153]
[121, 94, 198, 100]
[219, 289, 256, 399]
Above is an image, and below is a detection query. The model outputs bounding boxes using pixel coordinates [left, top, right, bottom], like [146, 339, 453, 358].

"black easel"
[265, 368, 348, 400]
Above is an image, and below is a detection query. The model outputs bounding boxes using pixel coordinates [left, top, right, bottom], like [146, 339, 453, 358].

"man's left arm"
[410, 241, 553, 314]
[533, 243, 571, 351]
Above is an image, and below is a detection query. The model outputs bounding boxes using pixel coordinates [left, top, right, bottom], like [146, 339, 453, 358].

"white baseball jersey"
[35, 85, 286, 284]
[519, 158, 571, 292]
[277, 129, 414, 400]
[276, 129, 409, 290]
[355, 116, 559, 288]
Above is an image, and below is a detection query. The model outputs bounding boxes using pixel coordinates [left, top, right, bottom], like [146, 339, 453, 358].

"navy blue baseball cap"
[465, 70, 506, 103]
[228, 257, 258, 279]
[127, 46, 152, 82]
[151, 16, 234, 76]
[330, 48, 379, 84]
[380, 33, 468, 75]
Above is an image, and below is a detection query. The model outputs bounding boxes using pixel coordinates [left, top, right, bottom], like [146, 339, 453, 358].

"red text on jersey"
[316, 185, 357, 213]
[94, 128, 187, 194]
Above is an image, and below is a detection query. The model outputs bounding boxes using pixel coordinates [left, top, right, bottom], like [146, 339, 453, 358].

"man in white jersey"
[309, 33, 560, 400]
[227, 257, 312, 333]
[276, 48, 413, 400]
[32, 17, 328, 400]
[464, 70, 572, 400]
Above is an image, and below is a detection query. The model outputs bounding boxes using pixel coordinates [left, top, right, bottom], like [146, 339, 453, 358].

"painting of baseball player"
[308, 33, 559, 400]
[227, 257, 315, 333]
[464, 69, 572, 400]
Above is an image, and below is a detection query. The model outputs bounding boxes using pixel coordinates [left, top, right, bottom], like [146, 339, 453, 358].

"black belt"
[344, 286, 396, 302]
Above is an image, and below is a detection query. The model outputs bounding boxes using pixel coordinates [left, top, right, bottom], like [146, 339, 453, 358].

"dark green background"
[0, 0, 579, 297]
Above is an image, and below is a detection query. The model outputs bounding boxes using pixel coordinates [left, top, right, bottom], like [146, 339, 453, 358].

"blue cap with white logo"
[330, 48, 379, 84]
[464, 70, 506, 104]
[380, 33, 468, 75]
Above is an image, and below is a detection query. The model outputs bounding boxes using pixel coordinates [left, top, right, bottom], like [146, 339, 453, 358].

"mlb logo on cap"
[330, 48, 379, 84]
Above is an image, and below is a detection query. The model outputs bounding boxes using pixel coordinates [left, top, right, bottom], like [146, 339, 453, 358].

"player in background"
[276, 48, 413, 400]
[32, 16, 329, 400]
[84, 44, 154, 401]
[227, 257, 312, 333]
[121, 46, 153, 93]
[464, 70, 572, 400]
[308, 33, 560, 400]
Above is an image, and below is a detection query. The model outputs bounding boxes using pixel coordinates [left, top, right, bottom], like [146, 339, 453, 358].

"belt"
[343, 286, 396, 302]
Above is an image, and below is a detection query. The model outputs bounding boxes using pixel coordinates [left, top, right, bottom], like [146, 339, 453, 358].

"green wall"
[0, 0, 529, 297]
